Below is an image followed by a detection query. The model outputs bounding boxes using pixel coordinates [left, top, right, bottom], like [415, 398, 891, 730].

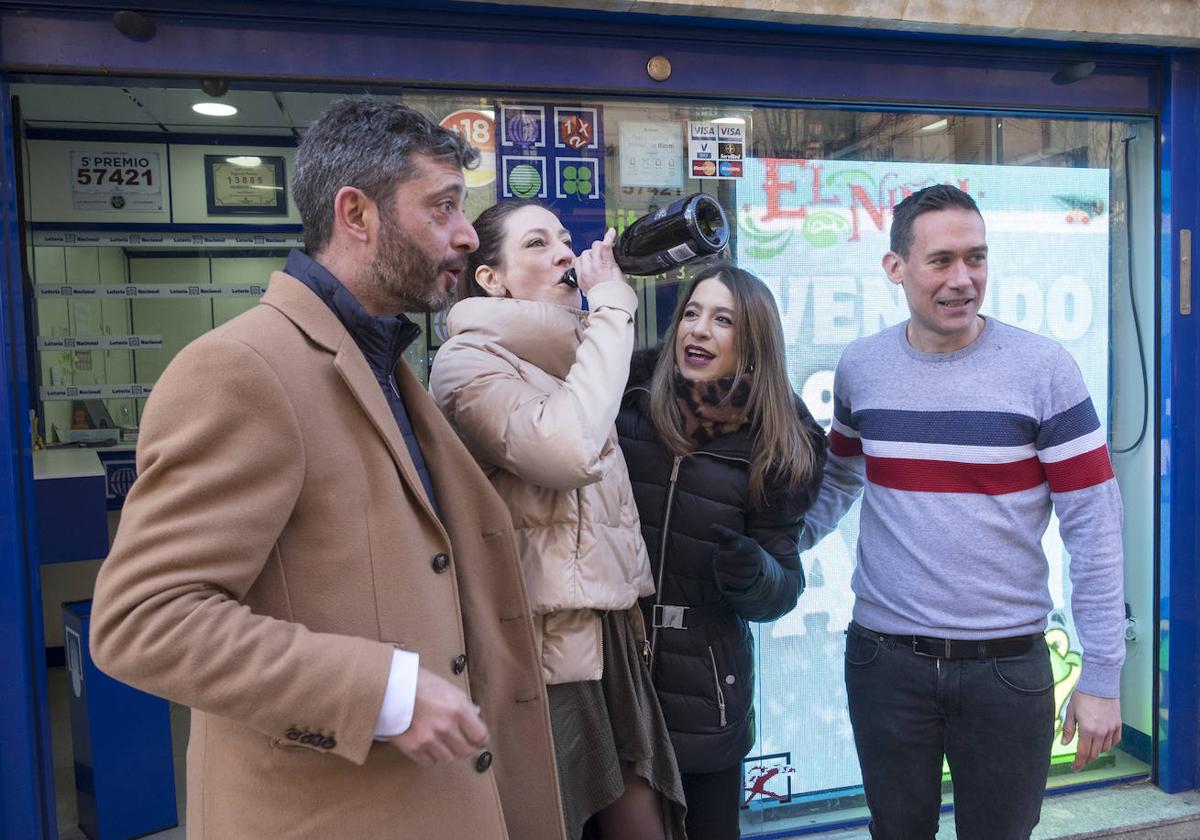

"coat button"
[431, 553, 450, 573]
[475, 751, 493, 773]
[452, 654, 467, 675]
[285, 728, 301, 741]
[320, 737, 337, 750]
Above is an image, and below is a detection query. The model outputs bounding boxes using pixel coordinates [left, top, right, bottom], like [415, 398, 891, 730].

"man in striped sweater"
[801, 184, 1125, 839]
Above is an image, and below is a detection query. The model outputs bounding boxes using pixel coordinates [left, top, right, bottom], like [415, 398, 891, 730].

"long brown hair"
[648, 262, 816, 507]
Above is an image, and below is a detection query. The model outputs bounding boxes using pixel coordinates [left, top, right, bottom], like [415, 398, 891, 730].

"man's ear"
[882, 252, 904, 286]
[474, 265, 507, 298]
[332, 186, 375, 245]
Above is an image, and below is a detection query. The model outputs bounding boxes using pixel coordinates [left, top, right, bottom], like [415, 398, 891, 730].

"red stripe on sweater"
[865, 455, 1047, 495]
[830, 429, 863, 457]
[1041, 446, 1115, 493]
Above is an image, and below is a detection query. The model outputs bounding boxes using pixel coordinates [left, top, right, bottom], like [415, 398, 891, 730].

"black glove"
[711, 524, 763, 592]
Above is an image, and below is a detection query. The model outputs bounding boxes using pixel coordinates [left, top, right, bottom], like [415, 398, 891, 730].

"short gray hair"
[292, 97, 479, 254]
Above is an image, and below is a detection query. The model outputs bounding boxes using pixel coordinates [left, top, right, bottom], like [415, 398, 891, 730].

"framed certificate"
[204, 154, 288, 215]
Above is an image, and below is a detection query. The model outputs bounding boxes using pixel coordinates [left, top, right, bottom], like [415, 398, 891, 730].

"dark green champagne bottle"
[560, 193, 729, 288]
[614, 192, 729, 276]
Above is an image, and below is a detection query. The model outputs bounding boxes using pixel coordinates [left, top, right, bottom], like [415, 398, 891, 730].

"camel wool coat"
[89, 270, 565, 840]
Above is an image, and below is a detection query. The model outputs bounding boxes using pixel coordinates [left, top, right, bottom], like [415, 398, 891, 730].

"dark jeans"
[681, 763, 743, 840]
[844, 621, 1055, 840]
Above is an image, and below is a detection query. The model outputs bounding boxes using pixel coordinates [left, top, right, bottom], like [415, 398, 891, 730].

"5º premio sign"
[71, 149, 163, 212]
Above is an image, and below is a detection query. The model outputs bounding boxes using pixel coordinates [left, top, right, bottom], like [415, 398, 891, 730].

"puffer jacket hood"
[432, 282, 654, 684]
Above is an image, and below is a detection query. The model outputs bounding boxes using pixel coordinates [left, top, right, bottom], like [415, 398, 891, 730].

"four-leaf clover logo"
[561, 164, 593, 200]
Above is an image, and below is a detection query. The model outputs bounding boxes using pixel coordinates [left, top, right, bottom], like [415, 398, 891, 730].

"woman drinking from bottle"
[616, 262, 827, 840]
[430, 199, 686, 840]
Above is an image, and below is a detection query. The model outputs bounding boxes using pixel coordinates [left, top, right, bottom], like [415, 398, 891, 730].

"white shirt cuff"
[373, 649, 419, 739]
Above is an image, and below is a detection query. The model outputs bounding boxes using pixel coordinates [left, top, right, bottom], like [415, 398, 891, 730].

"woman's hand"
[711, 524, 764, 592]
[572, 227, 625, 295]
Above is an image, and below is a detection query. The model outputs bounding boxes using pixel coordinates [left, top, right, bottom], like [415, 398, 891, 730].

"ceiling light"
[193, 102, 237, 117]
[225, 156, 262, 167]
[920, 118, 948, 133]
[712, 116, 746, 125]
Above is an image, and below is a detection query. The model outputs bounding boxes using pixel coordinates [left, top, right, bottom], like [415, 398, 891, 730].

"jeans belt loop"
[653, 604, 688, 630]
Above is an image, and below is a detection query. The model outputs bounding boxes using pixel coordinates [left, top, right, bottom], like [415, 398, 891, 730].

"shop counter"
[33, 449, 115, 564]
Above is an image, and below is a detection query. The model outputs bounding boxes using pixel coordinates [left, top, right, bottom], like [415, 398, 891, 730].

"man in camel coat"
[89, 97, 565, 840]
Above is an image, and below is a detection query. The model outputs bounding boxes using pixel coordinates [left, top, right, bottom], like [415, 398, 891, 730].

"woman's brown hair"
[648, 262, 816, 506]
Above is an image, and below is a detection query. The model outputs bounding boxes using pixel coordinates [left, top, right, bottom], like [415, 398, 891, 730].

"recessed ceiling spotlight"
[193, 102, 237, 117]
[919, 118, 948, 133]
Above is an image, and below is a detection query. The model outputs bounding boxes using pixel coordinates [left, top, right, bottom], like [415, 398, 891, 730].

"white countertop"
[33, 448, 111, 480]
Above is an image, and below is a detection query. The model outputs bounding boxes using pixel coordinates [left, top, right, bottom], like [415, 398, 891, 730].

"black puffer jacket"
[616, 351, 827, 773]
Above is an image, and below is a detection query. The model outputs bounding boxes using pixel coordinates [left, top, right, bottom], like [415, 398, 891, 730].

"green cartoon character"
[1046, 627, 1084, 760]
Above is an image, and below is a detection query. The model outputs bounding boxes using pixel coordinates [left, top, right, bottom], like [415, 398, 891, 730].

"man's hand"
[387, 667, 488, 767]
[1063, 691, 1121, 772]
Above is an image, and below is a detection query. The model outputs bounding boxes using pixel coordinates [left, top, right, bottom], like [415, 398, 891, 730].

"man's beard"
[369, 213, 464, 314]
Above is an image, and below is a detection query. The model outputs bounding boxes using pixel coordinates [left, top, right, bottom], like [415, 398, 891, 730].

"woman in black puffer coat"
[616, 262, 827, 840]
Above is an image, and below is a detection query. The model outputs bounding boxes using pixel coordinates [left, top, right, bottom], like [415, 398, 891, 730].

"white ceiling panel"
[9, 83, 350, 136]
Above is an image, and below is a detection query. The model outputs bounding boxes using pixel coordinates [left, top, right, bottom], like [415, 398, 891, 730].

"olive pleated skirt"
[546, 608, 687, 840]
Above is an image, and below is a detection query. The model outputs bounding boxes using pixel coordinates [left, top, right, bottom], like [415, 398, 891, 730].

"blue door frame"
[0, 69, 56, 838]
[1158, 53, 1200, 795]
[0, 2, 1194, 833]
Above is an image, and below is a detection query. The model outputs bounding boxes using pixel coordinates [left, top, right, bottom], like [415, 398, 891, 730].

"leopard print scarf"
[674, 369, 752, 448]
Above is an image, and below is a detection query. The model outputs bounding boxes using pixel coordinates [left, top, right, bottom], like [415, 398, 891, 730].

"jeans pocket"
[992, 648, 1054, 695]
[845, 629, 881, 667]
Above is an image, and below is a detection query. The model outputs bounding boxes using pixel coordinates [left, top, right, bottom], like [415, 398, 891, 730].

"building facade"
[0, 1, 1196, 836]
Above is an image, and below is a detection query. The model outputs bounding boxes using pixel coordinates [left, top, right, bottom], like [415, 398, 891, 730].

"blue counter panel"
[35, 474, 108, 565]
[62, 600, 178, 840]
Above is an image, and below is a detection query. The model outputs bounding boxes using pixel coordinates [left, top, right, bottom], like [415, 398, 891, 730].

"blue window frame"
[0, 72, 57, 838]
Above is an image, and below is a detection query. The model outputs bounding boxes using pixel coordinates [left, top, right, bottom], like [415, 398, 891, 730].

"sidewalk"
[58, 784, 1200, 839]
[60, 780, 1199, 840]
[813, 781, 1200, 839]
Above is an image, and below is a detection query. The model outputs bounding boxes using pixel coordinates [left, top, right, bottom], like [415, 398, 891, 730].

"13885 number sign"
[71, 150, 163, 212]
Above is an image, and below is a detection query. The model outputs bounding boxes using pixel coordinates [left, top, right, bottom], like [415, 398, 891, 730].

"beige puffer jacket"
[431, 280, 654, 684]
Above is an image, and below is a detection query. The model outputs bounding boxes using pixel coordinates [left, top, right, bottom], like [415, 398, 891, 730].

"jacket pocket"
[707, 645, 728, 728]
[541, 609, 603, 684]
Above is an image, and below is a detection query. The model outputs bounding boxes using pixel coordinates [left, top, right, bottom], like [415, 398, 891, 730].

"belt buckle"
[910, 637, 953, 658]
[653, 604, 688, 630]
